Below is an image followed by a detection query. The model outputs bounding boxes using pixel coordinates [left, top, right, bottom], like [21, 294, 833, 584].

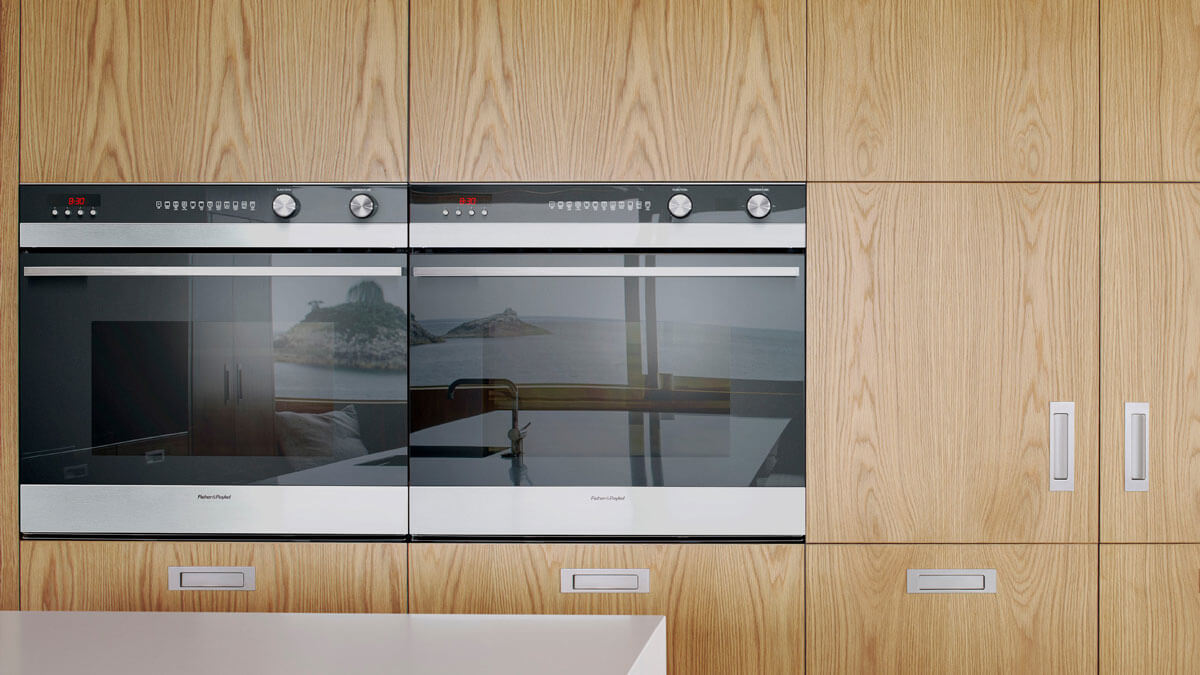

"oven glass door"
[20, 252, 409, 488]
[409, 253, 804, 488]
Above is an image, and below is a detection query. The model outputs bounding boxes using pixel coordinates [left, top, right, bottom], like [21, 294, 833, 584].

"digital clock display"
[453, 195, 490, 205]
[49, 194, 101, 208]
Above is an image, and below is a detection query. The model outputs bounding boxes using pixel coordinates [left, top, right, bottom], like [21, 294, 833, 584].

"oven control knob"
[746, 193, 771, 219]
[349, 193, 376, 219]
[668, 194, 693, 219]
[272, 193, 299, 219]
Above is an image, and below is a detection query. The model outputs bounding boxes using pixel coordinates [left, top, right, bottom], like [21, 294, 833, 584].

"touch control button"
[668, 194, 693, 218]
[746, 193, 771, 219]
[272, 193, 299, 219]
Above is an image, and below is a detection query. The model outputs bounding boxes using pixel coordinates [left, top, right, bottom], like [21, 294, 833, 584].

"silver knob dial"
[746, 193, 771, 219]
[272, 193, 298, 219]
[668, 193, 693, 218]
[349, 193, 376, 219]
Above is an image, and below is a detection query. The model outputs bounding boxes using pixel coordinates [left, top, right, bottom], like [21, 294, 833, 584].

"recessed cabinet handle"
[560, 568, 650, 594]
[1049, 402, 1075, 491]
[168, 566, 256, 591]
[907, 569, 997, 594]
[1125, 402, 1149, 492]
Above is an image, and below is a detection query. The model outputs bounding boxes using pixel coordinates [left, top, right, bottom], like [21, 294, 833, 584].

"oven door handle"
[23, 266, 407, 277]
[411, 266, 801, 278]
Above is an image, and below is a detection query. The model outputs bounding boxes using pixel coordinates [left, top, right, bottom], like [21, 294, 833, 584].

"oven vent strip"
[411, 266, 800, 278]
[23, 266, 407, 277]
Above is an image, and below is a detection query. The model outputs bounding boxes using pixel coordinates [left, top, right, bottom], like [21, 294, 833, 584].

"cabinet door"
[1102, 0, 1200, 180]
[0, 0, 18, 612]
[20, 0, 406, 182]
[1101, 545, 1200, 673]
[809, 0, 1098, 181]
[232, 275, 276, 457]
[409, 543, 803, 675]
[809, 183, 1099, 543]
[410, 0, 805, 182]
[808, 544, 1097, 674]
[20, 541, 406, 612]
[1101, 185, 1200, 542]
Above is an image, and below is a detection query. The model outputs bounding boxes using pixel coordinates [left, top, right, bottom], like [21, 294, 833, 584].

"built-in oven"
[18, 184, 409, 536]
[407, 184, 805, 537]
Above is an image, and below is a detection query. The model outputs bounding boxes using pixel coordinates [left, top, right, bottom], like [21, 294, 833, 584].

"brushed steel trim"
[20, 222, 408, 249]
[409, 221, 804, 249]
[25, 266, 406, 277]
[409, 486, 804, 537]
[412, 266, 799, 278]
[19, 485, 408, 535]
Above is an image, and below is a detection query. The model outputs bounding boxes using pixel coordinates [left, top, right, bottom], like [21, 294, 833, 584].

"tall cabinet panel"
[808, 183, 1099, 543]
[409, 543, 804, 675]
[809, 0, 1098, 181]
[1100, 545, 1200, 673]
[808, 544, 1097, 674]
[1102, 0, 1200, 180]
[1101, 184, 1200, 542]
[0, 0, 19, 612]
[410, 0, 805, 182]
[20, 0, 407, 182]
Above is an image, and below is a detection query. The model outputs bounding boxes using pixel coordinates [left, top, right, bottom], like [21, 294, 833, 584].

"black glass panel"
[408, 253, 804, 488]
[19, 252, 408, 486]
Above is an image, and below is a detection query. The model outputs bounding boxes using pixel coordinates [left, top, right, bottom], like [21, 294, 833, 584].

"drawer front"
[808, 544, 1097, 674]
[409, 543, 803, 675]
[20, 540, 406, 613]
[1101, 545, 1200, 673]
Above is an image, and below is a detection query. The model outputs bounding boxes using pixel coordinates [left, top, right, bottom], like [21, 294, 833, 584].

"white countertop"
[0, 611, 667, 675]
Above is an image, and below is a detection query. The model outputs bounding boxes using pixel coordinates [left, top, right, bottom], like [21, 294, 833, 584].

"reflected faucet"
[447, 378, 530, 457]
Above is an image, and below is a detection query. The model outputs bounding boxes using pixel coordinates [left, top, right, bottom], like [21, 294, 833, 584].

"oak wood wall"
[0, 0, 18, 612]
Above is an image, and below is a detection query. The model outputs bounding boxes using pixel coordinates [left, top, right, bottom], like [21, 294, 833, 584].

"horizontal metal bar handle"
[413, 266, 800, 278]
[907, 569, 997, 594]
[24, 266, 406, 277]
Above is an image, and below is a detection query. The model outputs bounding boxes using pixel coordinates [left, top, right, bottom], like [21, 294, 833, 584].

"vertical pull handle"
[223, 365, 230, 403]
[1049, 402, 1075, 491]
[236, 364, 244, 402]
[1125, 402, 1149, 492]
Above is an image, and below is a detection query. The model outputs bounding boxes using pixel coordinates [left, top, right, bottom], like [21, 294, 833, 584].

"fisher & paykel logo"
[590, 495, 627, 502]
[196, 493, 233, 500]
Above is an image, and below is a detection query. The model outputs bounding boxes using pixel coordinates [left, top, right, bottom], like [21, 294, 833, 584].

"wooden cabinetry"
[808, 183, 1099, 543]
[20, 0, 407, 183]
[0, 0, 18, 612]
[1102, 0, 1200, 180]
[20, 540, 406, 612]
[410, 0, 805, 182]
[809, 0, 1098, 180]
[1101, 184, 1200, 542]
[808, 544, 1097, 674]
[1100, 545, 1200, 673]
[409, 543, 803, 675]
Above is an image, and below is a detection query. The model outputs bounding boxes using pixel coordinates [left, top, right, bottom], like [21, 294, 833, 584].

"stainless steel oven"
[18, 184, 409, 536]
[407, 184, 805, 537]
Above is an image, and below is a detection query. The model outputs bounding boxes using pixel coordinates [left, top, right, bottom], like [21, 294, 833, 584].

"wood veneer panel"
[20, 0, 406, 182]
[808, 183, 1099, 543]
[410, 0, 805, 182]
[1101, 545, 1200, 673]
[409, 543, 803, 675]
[1102, 0, 1200, 180]
[809, 0, 1098, 181]
[808, 544, 1097, 674]
[20, 541, 406, 612]
[1101, 184, 1200, 542]
[0, 0, 18, 612]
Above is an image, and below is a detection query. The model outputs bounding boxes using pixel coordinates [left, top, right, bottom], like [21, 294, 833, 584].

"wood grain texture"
[0, 0, 18, 612]
[409, 543, 803, 675]
[809, 0, 1098, 180]
[1101, 185, 1200, 542]
[1101, 545, 1200, 673]
[410, 0, 804, 182]
[1102, 0, 1200, 180]
[20, 541, 406, 612]
[808, 184, 1099, 543]
[20, 0, 406, 182]
[808, 544, 1097, 674]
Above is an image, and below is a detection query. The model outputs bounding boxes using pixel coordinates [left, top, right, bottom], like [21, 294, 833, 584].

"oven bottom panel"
[409, 486, 804, 537]
[20, 485, 408, 536]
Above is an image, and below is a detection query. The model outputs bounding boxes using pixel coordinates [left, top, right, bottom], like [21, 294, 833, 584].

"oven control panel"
[19, 185, 407, 224]
[409, 184, 806, 225]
